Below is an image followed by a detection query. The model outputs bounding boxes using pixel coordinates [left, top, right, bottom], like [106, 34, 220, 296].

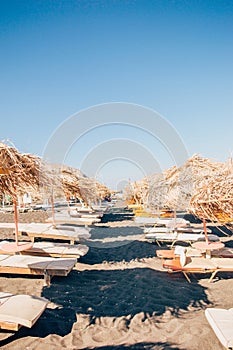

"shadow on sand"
[81, 240, 157, 264]
[83, 341, 184, 350]
[101, 212, 134, 223]
[0, 267, 210, 346]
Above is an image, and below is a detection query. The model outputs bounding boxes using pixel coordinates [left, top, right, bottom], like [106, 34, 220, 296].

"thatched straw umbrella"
[77, 176, 100, 206]
[60, 168, 85, 205]
[187, 160, 232, 252]
[0, 142, 48, 251]
[94, 182, 112, 202]
[147, 155, 223, 212]
[60, 167, 108, 207]
[124, 178, 149, 205]
[190, 158, 233, 225]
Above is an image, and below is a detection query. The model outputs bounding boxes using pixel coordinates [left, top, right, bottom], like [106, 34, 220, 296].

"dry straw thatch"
[190, 158, 233, 223]
[48, 165, 111, 206]
[0, 141, 52, 250]
[145, 155, 223, 211]
[60, 168, 84, 201]
[0, 142, 111, 208]
[60, 167, 98, 206]
[125, 154, 233, 228]
[124, 178, 149, 205]
[125, 154, 233, 227]
[0, 142, 49, 198]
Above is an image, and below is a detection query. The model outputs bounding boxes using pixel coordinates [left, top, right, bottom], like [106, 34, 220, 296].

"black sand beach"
[0, 203, 232, 349]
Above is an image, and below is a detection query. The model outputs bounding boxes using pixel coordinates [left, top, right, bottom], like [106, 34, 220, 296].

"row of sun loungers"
[144, 220, 218, 247]
[0, 222, 90, 285]
[141, 215, 222, 247]
[148, 212, 233, 349]
[0, 206, 99, 332]
[0, 201, 110, 332]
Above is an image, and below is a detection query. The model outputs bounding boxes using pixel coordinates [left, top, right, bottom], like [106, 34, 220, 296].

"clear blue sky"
[1, 0, 232, 189]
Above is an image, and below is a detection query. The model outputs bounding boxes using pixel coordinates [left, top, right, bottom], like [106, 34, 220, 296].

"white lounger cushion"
[144, 227, 172, 234]
[205, 308, 233, 349]
[181, 257, 216, 269]
[0, 292, 48, 328]
[145, 232, 219, 243]
[46, 215, 100, 224]
[0, 222, 91, 234]
[136, 217, 190, 226]
[211, 258, 233, 269]
[134, 217, 159, 224]
[144, 226, 212, 234]
[176, 233, 219, 242]
[145, 233, 178, 240]
[0, 240, 89, 257]
[0, 254, 77, 272]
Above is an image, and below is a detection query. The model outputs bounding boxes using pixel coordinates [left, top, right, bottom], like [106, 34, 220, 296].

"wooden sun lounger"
[0, 254, 77, 286]
[60, 208, 104, 218]
[136, 216, 189, 226]
[23, 225, 91, 244]
[134, 217, 162, 225]
[205, 308, 233, 349]
[144, 226, 211, 234]
[145, 231, 219, 247]
[45, 215, 101, 226]
[156, 247, 233, 260]
[0, 223, 91, 244]
[0, 292, 48, 331]
[69, 206, 95, 213]
[68, 212, 103, 219]
[156, 247, 203, 260]
[163, 256, 233, 283]
[0, 240, 89, 258]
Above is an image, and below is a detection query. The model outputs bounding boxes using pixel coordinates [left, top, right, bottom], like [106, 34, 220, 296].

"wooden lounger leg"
[208, 270, 218, 283]
[31, 237, 35, 243]
[171, 240, 177, 248]
[182, 272, 191, 283]
[44, 270, 51, 287]
[156, 240, 161, 247]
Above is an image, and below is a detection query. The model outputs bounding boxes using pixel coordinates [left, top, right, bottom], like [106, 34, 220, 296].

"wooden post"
[203, 218, 209, 244]
[51, 190, 55, 226]
[13, 197, 19, 246]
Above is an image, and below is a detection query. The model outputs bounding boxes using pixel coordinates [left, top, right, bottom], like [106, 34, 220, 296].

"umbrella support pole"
[203, 218, 209, 245]
[13, 198, 19, 246]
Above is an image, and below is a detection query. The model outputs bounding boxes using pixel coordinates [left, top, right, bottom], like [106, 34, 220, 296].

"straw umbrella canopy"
[0, 142, 48, 251]
[146, 155, 223, 211]
[94, 181, 112, 201]
[42, 164, 111, 216]
[187, 159, 232, 254]
[124, 178, 149, 205]
[60, 167, 104, 207]
[190, 158, 233, 225]
[60, 168, 85, 204]
[77, 176, 100, 206]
